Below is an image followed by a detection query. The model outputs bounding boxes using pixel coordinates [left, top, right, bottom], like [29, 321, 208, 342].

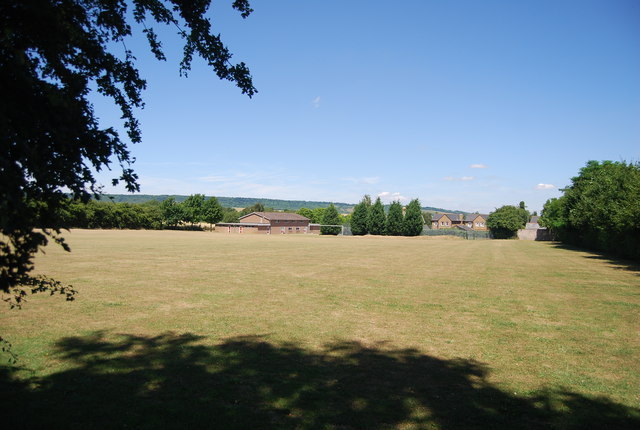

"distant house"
[431, 213, 488, 231]
[216, 212, 320, 234]
[432, 213, 455, 229]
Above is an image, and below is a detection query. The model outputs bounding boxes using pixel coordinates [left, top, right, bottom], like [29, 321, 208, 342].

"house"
[432, 213, 455, 229]
[216, 212, 320, 234]
[431, 213, 488, 231]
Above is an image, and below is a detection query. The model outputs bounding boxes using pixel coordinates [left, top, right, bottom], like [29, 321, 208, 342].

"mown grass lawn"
[1, 230, 639, 429]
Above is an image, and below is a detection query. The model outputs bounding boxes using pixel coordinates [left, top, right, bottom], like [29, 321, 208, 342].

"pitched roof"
[432, 213, 452, 221]
[239, 212, 310, 222]
[464, 214, 489, 222]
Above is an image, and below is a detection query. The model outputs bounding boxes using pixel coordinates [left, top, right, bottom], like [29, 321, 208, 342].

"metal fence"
[421, 228, 493, 240]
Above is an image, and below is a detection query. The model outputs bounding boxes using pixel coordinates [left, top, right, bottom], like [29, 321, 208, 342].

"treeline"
[347, 195, 425, 236]
[51, 194, 230, 230]
[102, 194, 463, 215]
[540, 160, 640, 260]
[48, 196, 348, 231]
[102, 194, 355, 213]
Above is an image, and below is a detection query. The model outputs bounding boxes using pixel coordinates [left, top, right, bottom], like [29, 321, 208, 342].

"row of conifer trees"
[349, 195, 424, 236]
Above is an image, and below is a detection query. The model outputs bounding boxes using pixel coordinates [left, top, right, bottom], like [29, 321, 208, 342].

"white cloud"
[444, 176, 474, 181]
[470, 164, 488, 169]
[535, 183, 556, 190]
[312, 96, 321, 108]
[377, 191, 407, 202]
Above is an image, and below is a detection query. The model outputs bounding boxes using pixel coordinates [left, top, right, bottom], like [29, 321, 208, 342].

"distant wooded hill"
[99, 194, 464, 214]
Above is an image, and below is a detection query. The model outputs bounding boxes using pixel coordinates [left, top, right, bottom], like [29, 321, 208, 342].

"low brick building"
[216, 212, 319, 234]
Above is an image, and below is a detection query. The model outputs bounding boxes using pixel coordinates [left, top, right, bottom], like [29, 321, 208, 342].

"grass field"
[1, 230, 639, 429]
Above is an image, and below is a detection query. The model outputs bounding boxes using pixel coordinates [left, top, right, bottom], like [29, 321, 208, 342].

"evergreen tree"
[321, 204, 342, 235]
[386, 201, 404, 236]
[369, 197, 386, 235]
[350, 195, 371, 235]
[403, 199, 424, 236]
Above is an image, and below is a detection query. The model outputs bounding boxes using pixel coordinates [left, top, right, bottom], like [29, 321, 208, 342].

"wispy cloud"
[444, 176, 474, 181]
[378, 191, 407, 202]
[312, 96, 321, 108]
[470, 164, 488, 169]
[535, 183, 556, 190]
[342, 176, 381, 185]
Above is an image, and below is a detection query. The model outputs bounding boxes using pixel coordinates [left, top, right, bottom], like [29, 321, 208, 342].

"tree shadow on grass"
[550, 243, 640, 274]
[1, 331, 638, 429]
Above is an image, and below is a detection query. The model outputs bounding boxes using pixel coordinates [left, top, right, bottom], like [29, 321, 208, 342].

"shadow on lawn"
[1, 332, 638, 429]
[550, 243, 640, 274]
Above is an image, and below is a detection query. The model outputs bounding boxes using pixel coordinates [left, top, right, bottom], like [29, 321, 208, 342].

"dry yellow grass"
[1, 229, 639, 428]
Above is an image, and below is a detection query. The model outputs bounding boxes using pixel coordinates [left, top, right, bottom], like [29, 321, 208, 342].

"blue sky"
[93, 0, 640, 213]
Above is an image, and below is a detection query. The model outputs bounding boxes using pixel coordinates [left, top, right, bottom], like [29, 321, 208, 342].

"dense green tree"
[312, 208, 326, 224]
[321, 204, 342, 235]
[222, 209, 240, 223]
[539, 197, 568, 232]
[517, 201, 530, 226]
[369, 197, 386, 235]
[541, 160, 640, 259]
[202, 197, 224, 228]
[403, 199, 424, 236]
[385, 201, 404, 236]
[161, 197, 183, 228]
[296, 207, 314, 221]
[182, 194, 207, 225]
[350, 195, 371, 235]
[1, 0, 256, 302]
[487, 205, 525, 239]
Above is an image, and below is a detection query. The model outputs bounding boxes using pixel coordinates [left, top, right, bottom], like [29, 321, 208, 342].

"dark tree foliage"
[181, 194, 206, 225]
[517, 201, 530, 226]
[369, 197, 386, 235]
[312, 207, 326, 225]
[385, 201, 404, 236]
[422, 211, 432, 228]
[222, 208, 240, 223]
[350, 195, 371, 235]
[160, 197, 183, 227]
[487, 205, 524, 239]
[239, 203, 266, 217]
[402, 199, 424, 236]
[541, 160, 640, 259]
[0, 0, 256, 303]
[321, 204, 342, 235]
[296, 207, 314, 221]
[202, 197, 223, 227]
